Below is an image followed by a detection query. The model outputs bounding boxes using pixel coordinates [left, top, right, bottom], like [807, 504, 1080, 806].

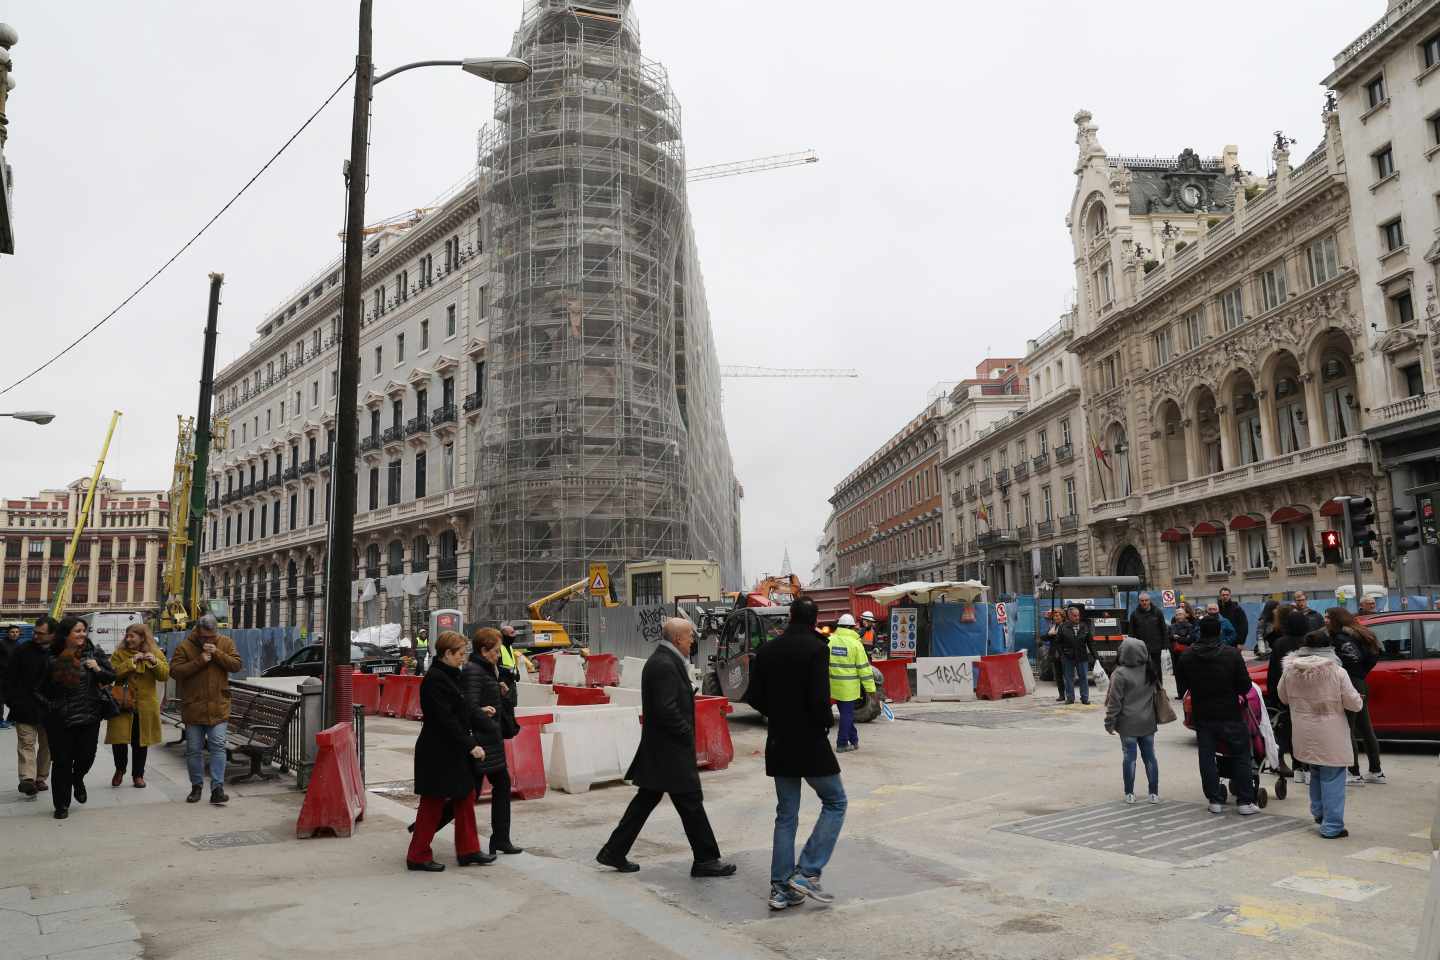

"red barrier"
[976, 652, 1026, 701]
[583, 653, 620, 688]
[555, 684, 610, 706]
[351, 673, 382, 716]
[693, 695, 735, 771]
[379, 674, 422, 719]
[296, 723, 366, 838]
[533, 653, 557, 685]
[478, 712, 553, 801]
[872, 659, 911, 703]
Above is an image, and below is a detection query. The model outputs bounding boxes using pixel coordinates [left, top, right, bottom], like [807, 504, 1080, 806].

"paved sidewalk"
[0, 886, 140, 960]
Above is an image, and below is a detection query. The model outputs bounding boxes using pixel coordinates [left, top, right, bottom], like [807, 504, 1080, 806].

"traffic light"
[1394, 508, 1421, 555]
[1349, 497, 1377, 558]
[1320, 529, 1343, 566]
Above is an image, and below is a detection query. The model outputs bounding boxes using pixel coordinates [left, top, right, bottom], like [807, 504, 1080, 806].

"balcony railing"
[208, 497, 220, 510]
[431, 404, 458, 426]
[1015, 523, 1032, 541]
[300, 459, 317, 476]
[1032, 453, 1051, 473]
[964, 483, 977, 500]
[1140, 435, 1369, 511]
[1372, 390, 1440, 423]
[978, 528, 1019, 548]
[382, 426, 405, 444]
[463, 392, 483, 413]
[405, 415, 430, 437]
[1036, 520, 1055, 538]
[1013, 462, 1029, 482]
[950, 491, 964, 507]
[360, 436, 381, 453]
[1054, 443, 1075, 464]
[282, 466, 299, 482]
[318, 452, 333, 469]
[979, 477, 994, 495]
[1060, 514, 1079, 532]
[995, 468, 1010, 488]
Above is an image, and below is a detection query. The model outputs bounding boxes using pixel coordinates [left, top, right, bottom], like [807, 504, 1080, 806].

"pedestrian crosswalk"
[995, 800, 1306, 864]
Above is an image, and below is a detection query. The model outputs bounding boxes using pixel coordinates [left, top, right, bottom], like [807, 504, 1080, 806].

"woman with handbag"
[41, 617, 115, 819]
[463, 628, 523, 856]
[1103, 637, 1163, 804]
[106, 623, 169, 789]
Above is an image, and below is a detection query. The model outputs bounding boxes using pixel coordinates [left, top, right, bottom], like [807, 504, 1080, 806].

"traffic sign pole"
[1339, 497, 1363, 606]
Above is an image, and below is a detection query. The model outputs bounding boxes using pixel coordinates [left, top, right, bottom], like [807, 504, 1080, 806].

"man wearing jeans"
[1181, 616, 1258, 815]
[1055, 605, 1095, 705]
[168, 615, 242, 805]
[746, 597, 848, 912]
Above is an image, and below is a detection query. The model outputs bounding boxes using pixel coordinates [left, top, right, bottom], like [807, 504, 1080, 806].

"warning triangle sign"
[591, 573, 607, 592]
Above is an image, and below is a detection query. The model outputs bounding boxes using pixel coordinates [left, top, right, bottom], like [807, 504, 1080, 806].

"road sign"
[890, 607, 917, 656]
[995, 601, 1008, 624]
[1160, 590, 1176, 606]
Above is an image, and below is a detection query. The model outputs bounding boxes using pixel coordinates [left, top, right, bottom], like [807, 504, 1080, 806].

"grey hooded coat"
[1104, 638, 1159, 739]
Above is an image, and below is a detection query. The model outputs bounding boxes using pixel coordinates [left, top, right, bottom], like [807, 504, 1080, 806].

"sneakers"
[788, 873, 835, 905]
[210, 786, 228, 805]
[1237, 803, 1260, 817]
[186, 784, 203, 803]
[1346, 773, 1366, 786]
[1148, 793, 1160, 804]
[1364, 771, 1387, 785]
[1124, 794, 1136, 805]
[768, 886, 807, 911]
[1207, 803, 1225, 815]
[1294, 769, 1309, 784]
[835, 744, 856, 754]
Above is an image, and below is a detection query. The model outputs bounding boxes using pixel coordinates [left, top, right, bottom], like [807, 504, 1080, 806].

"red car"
[1236, 611, 1440, 738]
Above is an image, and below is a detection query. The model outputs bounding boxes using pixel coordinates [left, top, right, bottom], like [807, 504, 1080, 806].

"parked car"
[262, 642, 404, 679]
[1187, 611, 1439, 739]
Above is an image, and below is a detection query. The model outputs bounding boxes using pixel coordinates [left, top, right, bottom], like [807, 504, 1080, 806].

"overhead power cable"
[0, 69, 357, 398]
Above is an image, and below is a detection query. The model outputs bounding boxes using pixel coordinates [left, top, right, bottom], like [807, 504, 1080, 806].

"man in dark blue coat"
[597, 617, 735, 877]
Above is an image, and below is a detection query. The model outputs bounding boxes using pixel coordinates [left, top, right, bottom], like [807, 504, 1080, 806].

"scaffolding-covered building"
[472, 0, 742, 635]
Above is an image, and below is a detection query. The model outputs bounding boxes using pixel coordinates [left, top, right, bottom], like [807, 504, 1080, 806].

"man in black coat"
[1180, 616, 1258, 815]
[1129, 593, 1168, 687]
[1291, 591, 1325, 634]
[1055, 606, 1096, 705]
[745, 597, 847, 911]
[597, 618, 735, 877]
[1217, 587, 1249, 650]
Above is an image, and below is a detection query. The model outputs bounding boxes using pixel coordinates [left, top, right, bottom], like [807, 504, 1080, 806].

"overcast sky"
[1, 1, 1373, 586]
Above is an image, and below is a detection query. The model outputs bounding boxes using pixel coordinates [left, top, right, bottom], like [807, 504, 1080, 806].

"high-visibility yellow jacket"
[828, 627, 876, 701]
[498, 643, 516, 670]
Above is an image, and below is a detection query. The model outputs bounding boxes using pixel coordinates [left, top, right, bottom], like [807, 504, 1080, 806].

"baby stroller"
[1213, 684, 1285, 807]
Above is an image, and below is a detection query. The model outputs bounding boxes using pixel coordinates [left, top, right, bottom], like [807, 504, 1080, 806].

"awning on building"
[1270, 505, 1312, 524]
[1160, 527, 1189, 542]
[1230, 513, 1266, 531]
[1319, 499, 1345, 517]
[1192, 521, 1225, 536]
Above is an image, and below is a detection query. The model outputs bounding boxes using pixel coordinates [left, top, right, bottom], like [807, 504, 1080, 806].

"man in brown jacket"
[169, 615, 242, 805]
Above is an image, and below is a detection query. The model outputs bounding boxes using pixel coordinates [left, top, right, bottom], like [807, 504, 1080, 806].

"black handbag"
[501, 704, 520, 740]
[94, 679, 121, 720]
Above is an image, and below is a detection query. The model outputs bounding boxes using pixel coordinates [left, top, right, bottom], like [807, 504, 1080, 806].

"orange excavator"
[739, 574, 805, 608]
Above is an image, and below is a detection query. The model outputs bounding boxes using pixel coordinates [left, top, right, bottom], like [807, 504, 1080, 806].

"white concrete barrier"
[517, 682, 557, 707]
[618, 657, 648, 690]
[915, 657, 979, 701]
[544, 705, 642, 794]
[602, 686, 644, 708]
[551, 653, 586, 687]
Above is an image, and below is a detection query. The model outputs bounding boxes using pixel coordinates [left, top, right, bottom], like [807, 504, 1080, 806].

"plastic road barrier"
[693, 695, 735, 771]
[602, 686, 643, 708]
[532, 653, 557, 685]
[478, 712, 553, 801]
[618, 657, 648, 690]
[976, 652, 1027, 701]
[872, 659, 912, 703]
[378, 674, 420, 718]
[551, 653, 586, 687]
[555, 684, 610, 707]
[545, 706, 643, 794]
[1017, 654, 1038, 694]
[517, 682, 558, 707]
[351, 673, 382, 716]
[296, 723, 366, 838]
[584, 653, 621, 688]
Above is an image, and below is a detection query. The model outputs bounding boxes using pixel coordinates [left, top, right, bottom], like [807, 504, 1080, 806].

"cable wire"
[0, 68, 358, 398]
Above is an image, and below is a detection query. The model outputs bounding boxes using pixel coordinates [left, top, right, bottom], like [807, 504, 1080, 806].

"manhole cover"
[185, 830, 282, 851]
[994, 801, 1305, 864]
[897, 709, 1038, 728]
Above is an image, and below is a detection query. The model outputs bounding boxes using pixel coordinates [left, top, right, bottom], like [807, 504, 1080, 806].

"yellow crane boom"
[50, 411, 122, 619]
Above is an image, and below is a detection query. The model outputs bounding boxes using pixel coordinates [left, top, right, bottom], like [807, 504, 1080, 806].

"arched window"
[438, 530, 458, 580]
[388, 540, 404, 575]
[1158, 399, 1187, 483]
[413, 535, 430, 570]
[1230, 372, 1262, 465]
[1105, 422, 1132, 497]
[1320, 349, 1358, 441]
[1088, 202, 1109, 243]
[1193, 387, 1222, 474]
[1271, 352, 1309, 453]
[365, 543, 381, 576]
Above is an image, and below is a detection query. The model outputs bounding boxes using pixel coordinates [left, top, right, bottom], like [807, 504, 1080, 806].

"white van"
[82, 611, 145, 654]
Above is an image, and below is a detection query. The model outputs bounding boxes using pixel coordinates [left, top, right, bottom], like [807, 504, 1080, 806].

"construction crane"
[720, 366, 859, 380]
[50, 412, 123, 618]
[688, 150, 819, 183]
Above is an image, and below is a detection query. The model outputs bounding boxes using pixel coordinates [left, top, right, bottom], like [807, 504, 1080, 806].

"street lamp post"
[323, 0, 528, 726]
[0, 410, 55, 424]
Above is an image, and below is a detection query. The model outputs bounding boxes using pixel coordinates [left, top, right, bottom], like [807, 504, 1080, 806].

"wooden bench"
[161, 681, 301, 783]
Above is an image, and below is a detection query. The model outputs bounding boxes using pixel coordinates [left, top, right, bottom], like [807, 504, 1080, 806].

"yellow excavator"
[510, 563, 619, 651]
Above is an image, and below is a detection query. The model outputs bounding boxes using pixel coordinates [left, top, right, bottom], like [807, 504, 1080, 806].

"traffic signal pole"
[1339, 497, 1364, 606]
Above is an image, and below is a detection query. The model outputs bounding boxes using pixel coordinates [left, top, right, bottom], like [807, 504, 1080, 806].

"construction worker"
[859, 611, 877, 650]
[497, 624, 521, 708]
[828, 614, 875, 753]
[414, 629, 430, 675]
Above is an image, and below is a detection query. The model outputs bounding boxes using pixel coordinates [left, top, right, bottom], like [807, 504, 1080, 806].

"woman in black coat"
[463, 628, 522, 855]
[41, 617, 114, 819]
[406, 631, 490, 872]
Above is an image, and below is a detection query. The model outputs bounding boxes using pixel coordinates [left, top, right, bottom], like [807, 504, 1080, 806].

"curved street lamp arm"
[373, 60, 463, 85]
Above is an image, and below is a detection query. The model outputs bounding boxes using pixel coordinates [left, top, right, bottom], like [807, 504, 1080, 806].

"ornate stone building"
[1068, 109, 1386, 597]
[1, 477, 168, 619]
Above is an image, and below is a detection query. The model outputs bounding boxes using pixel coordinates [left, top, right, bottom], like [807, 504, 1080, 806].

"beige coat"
[1277, 652, 1362, 768]
[104, 647, 170, 747]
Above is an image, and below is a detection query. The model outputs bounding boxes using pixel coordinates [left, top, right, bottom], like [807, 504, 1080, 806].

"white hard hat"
[837, 613, 857, 628]
[860, 611, 876, 622]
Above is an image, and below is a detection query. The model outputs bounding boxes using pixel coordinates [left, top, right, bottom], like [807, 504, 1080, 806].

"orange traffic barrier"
[478, 712, 553, 801]
[872, 659, 911, 703]
[583, 653, 620, 688]
[976, 652, 1026, 701]
[351, 673, 382, 716]
[555, 684, 610, 707]
[296, 723, 366, 838]
[693, 695, 735, 771]
[533, 653, 557, 685]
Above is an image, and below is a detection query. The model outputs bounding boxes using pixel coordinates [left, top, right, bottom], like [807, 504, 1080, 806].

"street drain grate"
[185, 830, 283, 851]
[897, 709, 1041, 728]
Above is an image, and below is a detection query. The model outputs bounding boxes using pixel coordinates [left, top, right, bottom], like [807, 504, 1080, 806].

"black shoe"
[406, 821, 416, 834]
[491, 842, 524, 855]
[186, 785, 203, 803]
[210, 787, 229, 805]
[458, 852, 497, 866]
[1314, 815, 1323, 824]
[690, 859, 738, 878]
[407, 860, 445, 872]
[1054, 697, 1067, 703]
[53, 808, 68, 820]
[73, 782, 87, 804]
[1320, 829, 1350, 840]
[18, 779, 35, 796]
[1065, 700, 1076, 705]
[596, 847, 639, 873]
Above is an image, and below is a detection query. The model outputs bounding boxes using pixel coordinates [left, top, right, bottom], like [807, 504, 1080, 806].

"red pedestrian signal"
[1321, 529, 1343, 566]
